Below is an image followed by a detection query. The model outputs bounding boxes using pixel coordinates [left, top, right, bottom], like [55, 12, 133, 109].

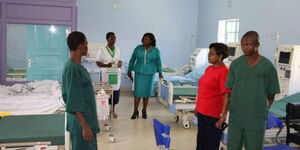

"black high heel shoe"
[142, 110, 147, 119]
[131, 111, 139, 119]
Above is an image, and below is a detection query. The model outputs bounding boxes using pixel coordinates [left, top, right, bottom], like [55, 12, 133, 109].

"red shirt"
[196, 64, 231, 118]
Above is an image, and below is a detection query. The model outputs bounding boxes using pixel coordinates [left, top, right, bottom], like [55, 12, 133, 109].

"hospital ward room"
[1, 0, 300, 150]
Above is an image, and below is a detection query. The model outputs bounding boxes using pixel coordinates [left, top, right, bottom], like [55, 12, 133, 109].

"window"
[6, 24, 70, 81]
[217, 19, 239, 44]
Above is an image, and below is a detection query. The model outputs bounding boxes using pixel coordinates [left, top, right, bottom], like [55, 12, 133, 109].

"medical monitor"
[228, 47, 236, 56]
[278, 52, 291, 64]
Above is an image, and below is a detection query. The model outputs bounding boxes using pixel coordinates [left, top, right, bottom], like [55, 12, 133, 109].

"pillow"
[184, 64, 209, 82]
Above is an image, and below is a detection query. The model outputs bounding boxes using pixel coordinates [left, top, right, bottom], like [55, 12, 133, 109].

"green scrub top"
[62, 60, 100, 134]
[128, 45, 162, 74]
[226, 56, 280, 129]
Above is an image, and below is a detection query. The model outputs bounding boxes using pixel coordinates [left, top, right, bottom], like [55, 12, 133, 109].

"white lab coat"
[96, 45, 122, 90]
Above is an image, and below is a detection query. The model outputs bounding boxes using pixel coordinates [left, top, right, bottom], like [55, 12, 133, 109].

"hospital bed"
[150, 66, 193, 96]
[0, 80, 64, 116]
[156, 49, 209, 128]
[270, 92, 300, 118]
[157, 79, 198, 129]
[0, 114, 65, 150]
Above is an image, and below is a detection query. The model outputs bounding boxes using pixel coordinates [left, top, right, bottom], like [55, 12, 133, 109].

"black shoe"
[131, 111, 139, 120]
[142, 110, 147, 119]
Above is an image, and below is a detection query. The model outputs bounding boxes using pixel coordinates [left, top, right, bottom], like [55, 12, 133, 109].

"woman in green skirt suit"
[127, 33, 163, 119]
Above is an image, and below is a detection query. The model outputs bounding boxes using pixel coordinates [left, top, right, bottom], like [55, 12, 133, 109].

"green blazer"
[128, 45, 162, 74]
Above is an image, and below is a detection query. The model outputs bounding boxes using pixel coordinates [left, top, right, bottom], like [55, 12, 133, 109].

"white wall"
[197, 0, 300, 62]
[77, 0, 198, 68]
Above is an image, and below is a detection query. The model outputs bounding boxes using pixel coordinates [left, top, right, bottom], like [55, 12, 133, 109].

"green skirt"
[134, 72, 154, 98]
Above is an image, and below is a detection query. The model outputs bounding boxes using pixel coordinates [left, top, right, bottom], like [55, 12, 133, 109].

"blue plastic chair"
[153, 119, 171, 150]
[263, 113, 296, 150]
[266, 112, 284, 129]
[264, 144, 296, 150]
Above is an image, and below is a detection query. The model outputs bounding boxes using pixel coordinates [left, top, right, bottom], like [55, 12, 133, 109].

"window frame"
[217, 19, 239, 44]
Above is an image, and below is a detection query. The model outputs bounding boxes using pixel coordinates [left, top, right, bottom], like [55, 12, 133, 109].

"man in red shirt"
[195, 43, 231, 150]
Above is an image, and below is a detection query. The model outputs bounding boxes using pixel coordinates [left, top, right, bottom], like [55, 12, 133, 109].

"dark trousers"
[109, 89, 120, 105]
[196, 112, 222, 150]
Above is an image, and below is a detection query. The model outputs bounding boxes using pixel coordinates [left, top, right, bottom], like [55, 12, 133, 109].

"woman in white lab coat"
[96, 32, 122, 117]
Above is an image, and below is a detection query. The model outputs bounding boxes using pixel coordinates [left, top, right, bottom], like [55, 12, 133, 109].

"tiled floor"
[98, 90, 197, 150]
[97, 90, 300, 150]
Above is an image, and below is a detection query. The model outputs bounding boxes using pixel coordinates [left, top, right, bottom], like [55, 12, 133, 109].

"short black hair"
[106, 32, 115, 40]
[241, 31, 260, 47]
[142, 33, 156, 46]
[209, 42, 229, 60]
[67, 31, 87, 51]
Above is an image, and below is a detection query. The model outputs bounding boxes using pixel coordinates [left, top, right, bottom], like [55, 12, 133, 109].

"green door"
[26, 25, 69, 81]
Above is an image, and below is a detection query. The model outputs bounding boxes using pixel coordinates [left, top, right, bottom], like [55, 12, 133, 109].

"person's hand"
[159, 73, 163, 80]
[127, 72, 133, 81]
[194, 109, 198, 116]
[117, 61, 122, 68]
[82, 124, 94, 141]
[268, 99, 273, 108]
[107, 63, 113, 68]
[215, 116, 226, 129]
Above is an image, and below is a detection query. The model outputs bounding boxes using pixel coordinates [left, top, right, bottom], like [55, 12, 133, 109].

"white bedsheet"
[0, 80, 64, 115]
[0, 95, 64, 115]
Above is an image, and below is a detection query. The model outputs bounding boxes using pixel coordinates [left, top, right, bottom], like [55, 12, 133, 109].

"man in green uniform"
[62, 31, 99, 150]
[218, 31, 280, 150]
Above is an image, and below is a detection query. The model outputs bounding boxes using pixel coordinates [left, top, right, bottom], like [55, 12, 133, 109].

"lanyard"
[106, 45, 115, 58]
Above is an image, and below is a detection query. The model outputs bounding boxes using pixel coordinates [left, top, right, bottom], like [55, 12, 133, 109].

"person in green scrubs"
[127, 33, 163, 119]
[62, 31, 99, 150]
[218, 31, 280, 150]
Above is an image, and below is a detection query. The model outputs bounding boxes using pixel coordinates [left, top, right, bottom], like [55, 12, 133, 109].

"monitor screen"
[278, 52, 291, 64]
[229, 47, 236, 56]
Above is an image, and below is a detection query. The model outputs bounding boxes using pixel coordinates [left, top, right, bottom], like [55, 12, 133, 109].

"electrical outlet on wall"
[226, 0, 233, 8]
